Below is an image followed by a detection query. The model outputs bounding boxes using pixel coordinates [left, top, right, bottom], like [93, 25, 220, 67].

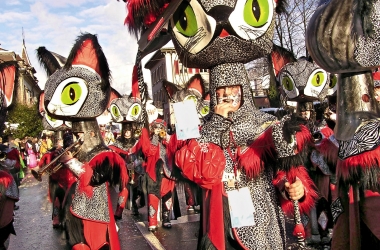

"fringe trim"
[78, 152, 129, 198]
[295, 125, 313, 153]
[338, 145, 380, 183]
[273, 166, 319, 215]
[0, 171, 12, 193]
[238, 128, 276, 179]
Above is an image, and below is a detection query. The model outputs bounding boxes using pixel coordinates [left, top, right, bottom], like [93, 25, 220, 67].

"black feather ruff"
[282, 113, 308, 143]
[275, 0, 288, 14]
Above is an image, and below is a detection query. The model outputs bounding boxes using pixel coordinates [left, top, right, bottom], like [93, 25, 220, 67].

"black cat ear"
[163, 79, 181, 99]
[65, 33, 111, 90]
[107, 87, 122, 108]
[271, 44, 296, 77]
[186, 74, 206, 97]
[36, 47, 66, 76]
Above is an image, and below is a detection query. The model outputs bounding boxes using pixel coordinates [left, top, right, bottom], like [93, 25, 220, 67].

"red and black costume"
[42, 33, 129, 249]
[140, 119, 178, 231]
[109, 123, 143, 219]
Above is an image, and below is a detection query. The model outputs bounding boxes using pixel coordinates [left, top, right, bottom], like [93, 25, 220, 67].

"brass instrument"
[31, 138, 83, 182]
[159, 129, 166, 139]
[126, 162, 135, 185]
[134, 128, 141, 139]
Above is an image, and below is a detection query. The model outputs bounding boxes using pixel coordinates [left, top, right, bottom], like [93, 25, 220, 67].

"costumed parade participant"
[0, 61, 19, 250]
[307, 0, 380, 249]
[108, 94, 146, 219]
[120, 0, 318, 248]
[35, 47, 77, 228]
[279, 58, 337, 246]
[43, 33, 128, 250]
[139, 118, 180, 231]
[163, 74, 210, 212]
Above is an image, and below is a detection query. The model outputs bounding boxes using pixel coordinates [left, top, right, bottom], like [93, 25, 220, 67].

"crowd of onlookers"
[0, 134, 55, 176]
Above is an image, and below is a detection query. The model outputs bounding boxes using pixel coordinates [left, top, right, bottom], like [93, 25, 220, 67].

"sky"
[0, 0, 154, 96]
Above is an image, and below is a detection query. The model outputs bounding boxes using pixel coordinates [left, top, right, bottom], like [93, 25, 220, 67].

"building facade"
[0, 41, 41, 107]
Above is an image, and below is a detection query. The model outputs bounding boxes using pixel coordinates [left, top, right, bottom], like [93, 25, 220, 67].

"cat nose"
[207, 5, 233, 22]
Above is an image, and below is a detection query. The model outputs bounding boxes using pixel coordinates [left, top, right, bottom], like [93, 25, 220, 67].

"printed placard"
[172, 100, 200, 140]
[227, 187, 255, 228]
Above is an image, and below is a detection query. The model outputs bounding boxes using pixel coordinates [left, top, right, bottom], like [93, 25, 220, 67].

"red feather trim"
[295, 125, 313, 153]
[108, 145, 129, 156]
[131, 65, 139, 98]
[293, 223, 306, 238]
[273, 166, 318, 215]
[238, 128, 275, 179]
[78, 151, 129, 197]
[0, 171, 12, 189]
[337, 145, 380, 181]
[315, 138, 338, 165]
[140, 127, 151, 156]
[167, 134, 186, 168]
[124, 0, 169, 32]
[319, 126, 334, 138]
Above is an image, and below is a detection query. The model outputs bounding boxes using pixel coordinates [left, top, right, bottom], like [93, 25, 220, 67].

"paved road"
[6, 170, 326, 250]
[6, 170, 199, 250]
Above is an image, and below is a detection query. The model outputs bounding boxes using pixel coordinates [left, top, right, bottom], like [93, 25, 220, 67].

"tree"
[274, 0, 318, 58]
[3, 103, 43, 139]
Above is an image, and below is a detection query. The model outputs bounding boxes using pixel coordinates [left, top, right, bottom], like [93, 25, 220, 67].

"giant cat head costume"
[43, 33, 111, 133]
[36, 47, 72, 135]
[121, 0, 286, 146]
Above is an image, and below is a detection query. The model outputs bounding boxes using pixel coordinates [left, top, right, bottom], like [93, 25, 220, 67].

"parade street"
[6, 171, 200, 250]
[5, 170, 325, 250]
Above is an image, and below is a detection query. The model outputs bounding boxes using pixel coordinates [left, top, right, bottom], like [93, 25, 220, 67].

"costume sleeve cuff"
[65, 158, 85, 177]
[273, 166, 318, 216]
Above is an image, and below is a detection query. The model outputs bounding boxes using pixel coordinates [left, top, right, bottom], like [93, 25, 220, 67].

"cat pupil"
[69, 87, 75, 101]
[180, 16, 188, 30]
[252, 0, 261, 21]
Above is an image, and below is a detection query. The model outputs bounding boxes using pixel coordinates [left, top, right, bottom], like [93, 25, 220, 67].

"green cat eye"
[111, 106, 120, 118]
[244, 0, 270, 27]
[61, 83, 82, 105]
[311, 71, 325, 87]
[201, 105, 210, 115]
[173, 1, 198, 37]
[131, 105, 140, 117]
[282, 76, 294, 91]
[184, 95, 198, 104]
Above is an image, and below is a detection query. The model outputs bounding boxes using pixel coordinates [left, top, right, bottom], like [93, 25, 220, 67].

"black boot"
[132, 203, 139, 216]
[162, 211, 172, 228]
[161, 191, 173, 229]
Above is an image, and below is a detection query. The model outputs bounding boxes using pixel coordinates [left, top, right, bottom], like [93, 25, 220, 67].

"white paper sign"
[227, 187, 255, 228]
[172, 100, 200, 140]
